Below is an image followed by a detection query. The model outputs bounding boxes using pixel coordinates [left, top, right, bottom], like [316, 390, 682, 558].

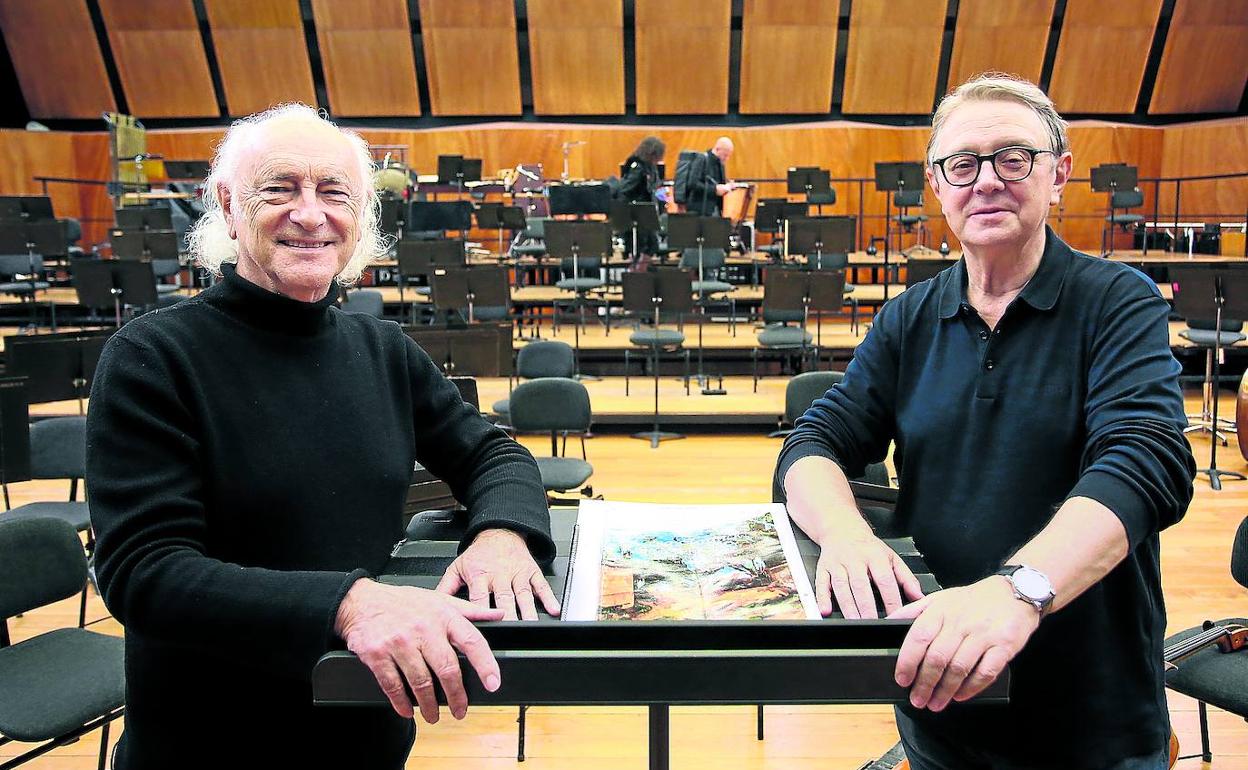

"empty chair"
[1180, 318, 1245, 444]
[492, 340, 576, 426]
[679, 247, 737, 336]
[892, 189, 928, 248]
[151, 258, 182, 295]
[508, 378, 593, 501]
[770, 370, 843, 438]
[0, 516, 125, 769]
[340, 289, 384, 318]
[1102, 188, 1145, 255]
[753, 269, 814, 392]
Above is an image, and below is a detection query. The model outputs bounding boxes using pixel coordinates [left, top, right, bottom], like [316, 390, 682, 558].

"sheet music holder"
[0, 377, 30, 493]
[70, 258, 158, 326]
[548, 184, 612, 217]
[610, 201, 662, 261]
[666, 214, 732, 394]
[543, 220, 612, 378]
[436, 155, 483, 186]
[111, 229, 178, 260]
[1171, 266, 1248, 490]
[378, 197, 405, 236]
[431, 266, 509, 324]
[396, 239, 465, 323]
[786, 216, 855, 270]
[906, 257, 958, 286]
[475, 203, 527, 259]
[405, 323, 514, 377]
[407, 201, 473, 233]
[161, 160, 210, 180]
[874, 162, 925, 301]
[0, 196, 54, 222]
[115, 206, 173, 231]
[1089, 164, 1138, 192]
[786, 167, 832, 199]
[4, 329, 113, 409]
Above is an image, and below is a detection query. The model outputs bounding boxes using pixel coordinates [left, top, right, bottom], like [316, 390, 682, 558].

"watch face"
[1013, 567, 1052, 600]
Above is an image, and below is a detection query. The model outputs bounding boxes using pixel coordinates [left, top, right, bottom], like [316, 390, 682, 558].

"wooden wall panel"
[635, 0, 729, 115]
[203, 0, 316, 116]
[739, 0, 837, 115]
[310, 0, 420, 117]
[0, 0, 116, 119]
[98, 0, 219, 118]
[1149, 0, 1248, 115]
[842, 0, 946, 114]
[419, 0, 521, 116]
[1159, 118, 1248, 225]
[1048, 0, 1163, 114]
[947, 0, 1055, 88]
[526, 0, 624, 115]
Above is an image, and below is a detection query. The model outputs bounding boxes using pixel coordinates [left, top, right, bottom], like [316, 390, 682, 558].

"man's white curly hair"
[186, 103, 388, 286]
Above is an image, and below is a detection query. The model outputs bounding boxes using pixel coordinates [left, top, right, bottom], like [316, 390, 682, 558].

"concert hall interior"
[0, 0, 1247, 768]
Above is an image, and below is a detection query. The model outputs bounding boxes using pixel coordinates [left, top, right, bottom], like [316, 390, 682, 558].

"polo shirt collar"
[937, 225, 1072, 319]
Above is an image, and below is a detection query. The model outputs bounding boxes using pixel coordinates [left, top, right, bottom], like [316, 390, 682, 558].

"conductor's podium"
[313, 503, 1010, 770]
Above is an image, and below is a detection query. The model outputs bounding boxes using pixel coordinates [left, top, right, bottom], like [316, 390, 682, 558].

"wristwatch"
[995, 564, 1055, 615]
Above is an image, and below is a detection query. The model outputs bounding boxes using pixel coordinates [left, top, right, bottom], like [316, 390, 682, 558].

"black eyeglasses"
[931, 146, 1054, 187]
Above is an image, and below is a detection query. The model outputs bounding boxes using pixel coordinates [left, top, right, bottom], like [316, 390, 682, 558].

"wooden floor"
[4, 388, 1248, 768]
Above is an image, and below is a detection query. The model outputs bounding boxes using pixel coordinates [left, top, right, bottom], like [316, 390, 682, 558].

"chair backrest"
[678, 248, 726, 272]
[516, 340, 576, 379]
[1232, 516, 1248, 590]
[30, 416, 86, 480]
[1187, 317, 1244, 333]
[807, 189, 836, 206]
[524, 217, 546, 239]
[764, 268, 808, 314]
[0, 253, 32, 276]
[341, 290, 384, 318]
[894, 189, 923, 208]
[509, 377, 592, 434]
[1110, 189, 1144, 209]
[150, 258, 180, 278]
[560, 256, 602, 278]
[784, 370, 844, 425]
[0, 517, 86, 620]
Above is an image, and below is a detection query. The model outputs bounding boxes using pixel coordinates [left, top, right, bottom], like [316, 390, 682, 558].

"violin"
[1160, 621, 1247, 768]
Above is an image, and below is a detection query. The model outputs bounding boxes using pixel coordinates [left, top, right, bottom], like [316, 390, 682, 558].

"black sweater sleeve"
[400, 334, 555, 560]
[86, 333, 360, 681]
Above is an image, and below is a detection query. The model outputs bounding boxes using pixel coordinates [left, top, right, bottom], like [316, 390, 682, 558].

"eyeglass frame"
[930, 146, 1056, 188]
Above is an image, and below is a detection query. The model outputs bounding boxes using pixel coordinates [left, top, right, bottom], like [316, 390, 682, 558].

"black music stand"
[436, 155, 482, 199]
[0, 221, 59, 329]
[407, 201, 473, 234]
[111, 229, 177, 260]
[0, 377, 30, 509]
[787, 167, 832, 211]
[379, 196, 406, 239]
[4, 330, 111, 413]
[396, 239, 465, 324]
[475, 204, 527, 261]
[875, 162, 924, 301]
[1090, 164, 1139, 257]
[406, 323, 513, 377]
[755, 199, 809, 262]
[1171, 267, 1248, 490]
[625, 269, 693, 448]
[609, 201, 661, 263]
[788, 217, 854, 349]
[544, 221, 612, 379]
[548, 184, 612, 218]
[667, 214, 732, 394]
[906, 257, 958, 286]
[70, 258, 158, 327]
[0, 196, 54, 222]
[431, 267, 509, 324]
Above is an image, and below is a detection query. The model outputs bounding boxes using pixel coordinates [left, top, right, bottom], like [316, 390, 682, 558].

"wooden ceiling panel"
[419, 0, 521, 116]
[526, 0, 623, 115]
[204, 0, 316, 116]
[310, 0, 420, 116]
[947, 0, 1056, 88]
[1048, 0, 1163, 114]
[635, 0, 729, 115]
[739, 0, 837, 114]
[842, 0, 947, 114]
[1149, 0, 1248, 114]
[98, 0, 218, 118]
[0, 0, 116, 119]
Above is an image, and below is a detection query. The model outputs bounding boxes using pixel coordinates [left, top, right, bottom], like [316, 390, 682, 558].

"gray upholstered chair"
[1164, 515, 1248, 762]
[770, 370, 843, 438]
[679, 247, 737, 336]
[892, 189, 928, 247]
[340, 289, 384, 318]
[492, 340, 576, 426]
[508, 377, 593, 501]
[753, 269, 813, 392]
[1180, 318, 1245, 444]
[0, 517, 125, 768]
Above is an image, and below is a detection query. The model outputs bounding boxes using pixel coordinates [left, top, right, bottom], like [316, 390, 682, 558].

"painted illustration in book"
[597, 508, 807, 620]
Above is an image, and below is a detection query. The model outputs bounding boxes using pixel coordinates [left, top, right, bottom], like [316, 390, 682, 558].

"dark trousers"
[895, 707, 1170, 770]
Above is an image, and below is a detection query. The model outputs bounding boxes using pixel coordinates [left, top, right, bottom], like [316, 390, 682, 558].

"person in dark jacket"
[775, 74, 1194, 769]
[616, 135, 665, 265]
[86, 103, 558, 769]
[684, 136, 734, 216]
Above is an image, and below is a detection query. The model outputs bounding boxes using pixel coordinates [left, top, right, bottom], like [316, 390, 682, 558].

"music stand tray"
[786, 167, 831, 198]
[543, 221, 613, 259]
[874, 162, 924, 192]
[1090, 164, 1138, 192]
[786, 217, 854, 257]
[548, 184, 612, 217]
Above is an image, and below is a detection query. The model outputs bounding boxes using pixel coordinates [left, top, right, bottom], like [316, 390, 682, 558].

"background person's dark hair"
[634, 136, 666, 164]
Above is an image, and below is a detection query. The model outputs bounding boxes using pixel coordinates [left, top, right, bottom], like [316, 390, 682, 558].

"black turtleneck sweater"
[85, 268, 553, 769]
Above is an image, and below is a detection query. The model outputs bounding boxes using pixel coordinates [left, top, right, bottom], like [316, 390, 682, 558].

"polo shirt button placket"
[985, 359, 995, 370]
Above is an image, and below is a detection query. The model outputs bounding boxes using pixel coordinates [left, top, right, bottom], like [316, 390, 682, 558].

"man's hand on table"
[436, 527, 561, 621]
[814, 529, 925, 619]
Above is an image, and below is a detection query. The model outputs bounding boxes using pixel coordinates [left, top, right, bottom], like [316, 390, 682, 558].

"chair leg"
[624, 348, 631, 396]
[752, 349, 759, 393]
[756, 704, 765, 740]
[517, 704, 527, 762]
[97, 720, 111, 770]
[1199, 700, 1212, 762]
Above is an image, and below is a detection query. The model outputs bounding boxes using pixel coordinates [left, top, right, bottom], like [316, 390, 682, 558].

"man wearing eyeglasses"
[776, 74, 1194, 769]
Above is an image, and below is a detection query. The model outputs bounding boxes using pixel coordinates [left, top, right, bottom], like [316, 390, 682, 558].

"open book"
[563, 500, 819, 621]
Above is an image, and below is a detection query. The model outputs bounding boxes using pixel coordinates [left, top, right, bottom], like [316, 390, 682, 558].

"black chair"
[1163, 515, 1248, 762]
[678, 247, 737, 336]
[754, 269, 814, 392]
[340, 289, 384, 318]
[1103, 188, 1145, 255]
[492, 340, 576, 427]
[802, 251, 859, 335]
[892, 189, 928, 248]
[508, 377, 593, 502]
[770, 370, 843, 438]
[1180, 318, 1245, 445]
[0, 516, 125, 769]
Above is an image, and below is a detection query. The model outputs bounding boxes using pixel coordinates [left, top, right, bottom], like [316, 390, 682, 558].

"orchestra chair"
[151, 258, 182, 296]
[678, 247, 737, 336]
[340, 289, 384, 318]
[802, 250, 859, 335]
[0, 416, 94, 627]
[622, 270, 692, 398]
[1180, 318, 1244, 444]
[0, 516, 125, 769]
[0, 254, 50, 328]
[1163, 515, 1248, 762]
[753, 269, 813, 392]
[1102, 188, 1145, 255]
[511, 217, 548, 286]
[507, 377, 594, 504]
[492, 340, 576, 429]
[552, 256, 605, 335]
[770, 370, 843, 438]
[892, 189, 928, 249]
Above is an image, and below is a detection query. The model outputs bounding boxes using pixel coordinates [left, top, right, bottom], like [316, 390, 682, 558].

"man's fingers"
[828, 563, 859, 619]
[814, 565, 834, 617]
[447, 615, 502, 695]
[846, 562, 878, 620]
[360, 651, 415, 720]
[494, 586, 519, 621]
[422, 639, 469, 719]
[435, 565, 464, 596]
[394, 646, 441, 724]
[953, 646, 1012, 703]
[466, 571, 492, 608]
[895, 556, 927, 602]
[867, 554, 904, 617]
[894, 605, 942, 688]
[445, 593, 507, 621]
[531, 573, 562, 617]
[926, 637, 984, 712]
[887, 593, 933, 620]
[907, 628, 963, 710]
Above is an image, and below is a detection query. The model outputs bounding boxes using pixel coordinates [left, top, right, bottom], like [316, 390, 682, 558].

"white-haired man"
[86, 104, 559, 768]
[776, 75, 1194, 768]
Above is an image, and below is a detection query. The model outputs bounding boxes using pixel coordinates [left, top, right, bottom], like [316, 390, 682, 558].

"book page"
[564, 500, 819, 621]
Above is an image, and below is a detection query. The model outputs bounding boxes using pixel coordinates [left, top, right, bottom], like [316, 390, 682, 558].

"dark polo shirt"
[776, 227, 1195, 767]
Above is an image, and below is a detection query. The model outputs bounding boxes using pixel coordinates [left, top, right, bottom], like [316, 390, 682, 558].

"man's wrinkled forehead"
[235, 118, 364, 189]
[932, 99, 1050, 158]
